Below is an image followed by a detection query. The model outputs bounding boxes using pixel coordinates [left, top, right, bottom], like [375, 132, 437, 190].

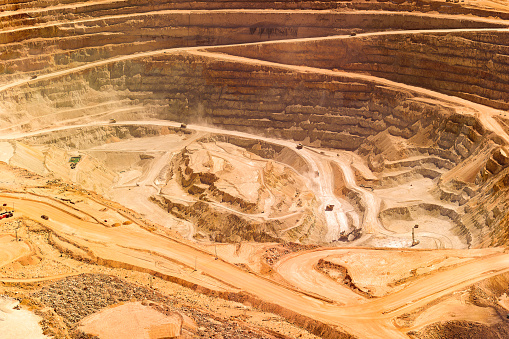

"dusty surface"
[78, 302, 183, 338]
[319, 249, 503, 297]
[0, 235, 31, 268]
[1, 0, 509, 339]
[0, 296, 48, 339]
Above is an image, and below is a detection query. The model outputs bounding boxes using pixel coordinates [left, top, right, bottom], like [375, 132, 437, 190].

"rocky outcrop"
[316, 258, 372, 297]
[175, 146, 260, 212]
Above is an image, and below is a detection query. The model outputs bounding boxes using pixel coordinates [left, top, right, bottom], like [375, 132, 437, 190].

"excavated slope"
[0, 51, 466, 147]
[1, 0, 509, 249]
[1, 48, 508, 247]
[212, 29, 509, 110]
[2, 0, 509, 19]
[0, 11, 505, 85]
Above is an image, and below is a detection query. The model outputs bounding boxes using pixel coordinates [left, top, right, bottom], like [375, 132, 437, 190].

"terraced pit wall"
[2, 0, 509, 21]
[211, 30, 509, 110]
[1, 11, 505, 82]
[2, 49, 502, 155]
[2, 47, 509, 246]
[0, 51, 457, 147]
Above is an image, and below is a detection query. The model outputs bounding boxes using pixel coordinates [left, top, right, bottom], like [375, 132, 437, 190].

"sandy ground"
[6, 192, 503, 338]
[0, 116, 503, 248]
[90, 132, 205, 237]
[111, 185, 195, 237]
[0, 120, 504, 337]
[0, 126, 505, 339]
[0, 226, 319, 339]
[78, 302, 182, 338]
[0, 296, 48, 339]
[375, 178, 449, 209]
[79, 128, 332, 241]
[463, 0, 509, 11]
[0, 3, 508, 337]
[322, 248, 503, 297]
[0, 142, 13, 163]
[0, 235, 31, 269]
[408, 292, 500, 331]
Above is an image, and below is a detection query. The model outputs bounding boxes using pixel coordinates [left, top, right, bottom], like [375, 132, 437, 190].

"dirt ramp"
[410, 272, 509, 338]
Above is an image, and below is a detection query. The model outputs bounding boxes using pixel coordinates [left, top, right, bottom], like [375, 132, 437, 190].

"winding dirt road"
[2, 192, 509, 338]
[1, 10, 509, 336]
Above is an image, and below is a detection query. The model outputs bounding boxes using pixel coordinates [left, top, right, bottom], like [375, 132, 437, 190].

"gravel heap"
[33, 274, 164, 326]
[32, 273, 284, 338]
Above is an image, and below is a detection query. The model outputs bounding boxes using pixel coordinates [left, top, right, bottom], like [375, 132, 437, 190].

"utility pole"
[16, 219, 21, 241]
[412, 224, 419, 247]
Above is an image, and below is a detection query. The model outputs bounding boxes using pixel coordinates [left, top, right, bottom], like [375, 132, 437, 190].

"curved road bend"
[2, 194, 509, 338]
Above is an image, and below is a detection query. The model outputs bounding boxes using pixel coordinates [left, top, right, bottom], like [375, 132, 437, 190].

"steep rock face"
[2, 0, 508, 21]
[461, 149, 509, 247]
[213, 30, 509, 110]
[0, 51, 463, 149]
[19, 125, 189, 149]
[0, 7, 505, 83]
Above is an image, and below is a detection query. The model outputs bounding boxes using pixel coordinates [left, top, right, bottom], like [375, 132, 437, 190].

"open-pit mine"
[1, 0, 509, 338]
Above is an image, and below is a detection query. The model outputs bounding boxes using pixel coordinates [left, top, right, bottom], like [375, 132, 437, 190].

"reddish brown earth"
[1, 1, 509, 338]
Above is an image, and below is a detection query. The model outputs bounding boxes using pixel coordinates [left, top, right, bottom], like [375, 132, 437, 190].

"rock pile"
[33, 274, 165, 326]
[32, 273, 287, 338]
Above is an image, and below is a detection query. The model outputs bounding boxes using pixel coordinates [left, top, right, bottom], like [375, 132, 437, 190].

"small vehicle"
[109, 119, 116, 123]
[180, 123, 187, 129]
[350, 32, 357, 36]
[325, 204, 334, 211]
[296, 143, 303, 150]
[31, 75, 38, 79]
[0, 213, 11, 220]
[41, 215, 49, 220]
